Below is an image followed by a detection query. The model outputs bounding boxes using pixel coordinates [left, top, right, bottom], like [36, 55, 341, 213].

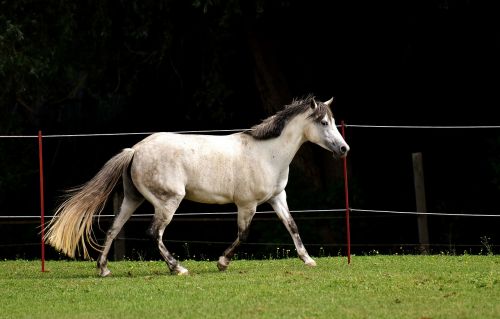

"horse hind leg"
[149, 194, 188, 275]
[97, 173, 144, 277]
[97, 191, 144, 277]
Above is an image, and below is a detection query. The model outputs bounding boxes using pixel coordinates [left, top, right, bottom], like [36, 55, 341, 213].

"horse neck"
[264, 115, 308, 167]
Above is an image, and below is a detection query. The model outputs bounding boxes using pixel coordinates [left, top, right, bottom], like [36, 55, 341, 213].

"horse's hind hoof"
[217, 256, 230, 271]
[217, 263, 227, 271]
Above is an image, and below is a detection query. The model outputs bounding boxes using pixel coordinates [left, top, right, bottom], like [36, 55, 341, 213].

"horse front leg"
[217, 205, 256, 271]
[268, 191, 316, 267]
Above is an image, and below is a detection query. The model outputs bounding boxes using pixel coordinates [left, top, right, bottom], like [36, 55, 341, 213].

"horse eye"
[320, 120, 328, 126]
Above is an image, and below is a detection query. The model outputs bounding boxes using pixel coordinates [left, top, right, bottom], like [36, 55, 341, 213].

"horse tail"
[45, 148, 135, 259]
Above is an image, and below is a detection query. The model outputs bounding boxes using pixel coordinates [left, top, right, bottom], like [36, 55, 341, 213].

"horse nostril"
[340, 145, 348, 154]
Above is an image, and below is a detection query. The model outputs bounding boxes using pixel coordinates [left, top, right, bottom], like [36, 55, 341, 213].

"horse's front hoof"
[173, 266, 189, 276]
[99, 268, 112, 277]
[304, 259, 317, 267]
[217, 256, 230, 271]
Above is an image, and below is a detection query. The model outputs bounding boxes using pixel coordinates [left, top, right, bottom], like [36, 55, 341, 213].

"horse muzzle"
[340, 144, 349, 157]
[332, 143, 350, 159]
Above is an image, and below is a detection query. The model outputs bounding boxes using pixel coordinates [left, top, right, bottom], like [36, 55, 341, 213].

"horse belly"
[184, 180, 234, 204]
[184, 166, 236, 204]
[184, 189, 232, 204]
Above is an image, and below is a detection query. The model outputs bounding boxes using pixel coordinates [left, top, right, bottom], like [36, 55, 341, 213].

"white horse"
[45, 95, 349, 276]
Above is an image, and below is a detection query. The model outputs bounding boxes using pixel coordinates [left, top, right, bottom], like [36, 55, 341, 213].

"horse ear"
[324, 97, 334, 107]
[310, 98, 318, 110]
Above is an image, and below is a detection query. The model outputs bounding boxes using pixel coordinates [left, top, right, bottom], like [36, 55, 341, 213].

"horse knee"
[239, 228, 250, 242]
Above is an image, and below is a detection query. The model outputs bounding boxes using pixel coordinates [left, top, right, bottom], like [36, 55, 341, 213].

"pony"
[45, 95, 349, 276]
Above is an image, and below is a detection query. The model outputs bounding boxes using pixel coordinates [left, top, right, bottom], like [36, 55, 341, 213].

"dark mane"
[244, 95, 333, 140]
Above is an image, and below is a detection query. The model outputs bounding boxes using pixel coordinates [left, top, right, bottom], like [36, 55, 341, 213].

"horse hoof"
[305, 260, 317, 267]
[217, 256, 229, 271]
[99, 269, 112, 277]
[217, 263, 227, 271]
[174, 266, 189, 276]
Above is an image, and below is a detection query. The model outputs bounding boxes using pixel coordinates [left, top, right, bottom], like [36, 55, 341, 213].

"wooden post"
[113, 192, 125, 261]
[412, 152, 429, 254]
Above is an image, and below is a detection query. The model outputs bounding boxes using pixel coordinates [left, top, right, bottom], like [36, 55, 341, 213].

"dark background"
[1, 0, 499, 260]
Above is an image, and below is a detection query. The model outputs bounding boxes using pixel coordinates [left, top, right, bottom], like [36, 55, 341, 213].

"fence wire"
[1, 124, 500, 256]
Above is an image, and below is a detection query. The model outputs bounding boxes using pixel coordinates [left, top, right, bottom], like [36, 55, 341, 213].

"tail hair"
[45, 148, 135, 259]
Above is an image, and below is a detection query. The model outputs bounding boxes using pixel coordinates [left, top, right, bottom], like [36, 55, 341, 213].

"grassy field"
[0, 255, 499, 318]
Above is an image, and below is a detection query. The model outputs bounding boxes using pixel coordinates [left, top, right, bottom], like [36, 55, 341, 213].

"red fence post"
[341, 121, 351, 264]
[38, 130, 46, 272]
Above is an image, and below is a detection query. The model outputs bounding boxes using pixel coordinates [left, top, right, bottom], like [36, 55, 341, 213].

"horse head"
[303, 97, 350, 158]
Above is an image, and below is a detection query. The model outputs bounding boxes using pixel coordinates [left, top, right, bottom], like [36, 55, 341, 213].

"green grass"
[0, 256, 499, 318]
